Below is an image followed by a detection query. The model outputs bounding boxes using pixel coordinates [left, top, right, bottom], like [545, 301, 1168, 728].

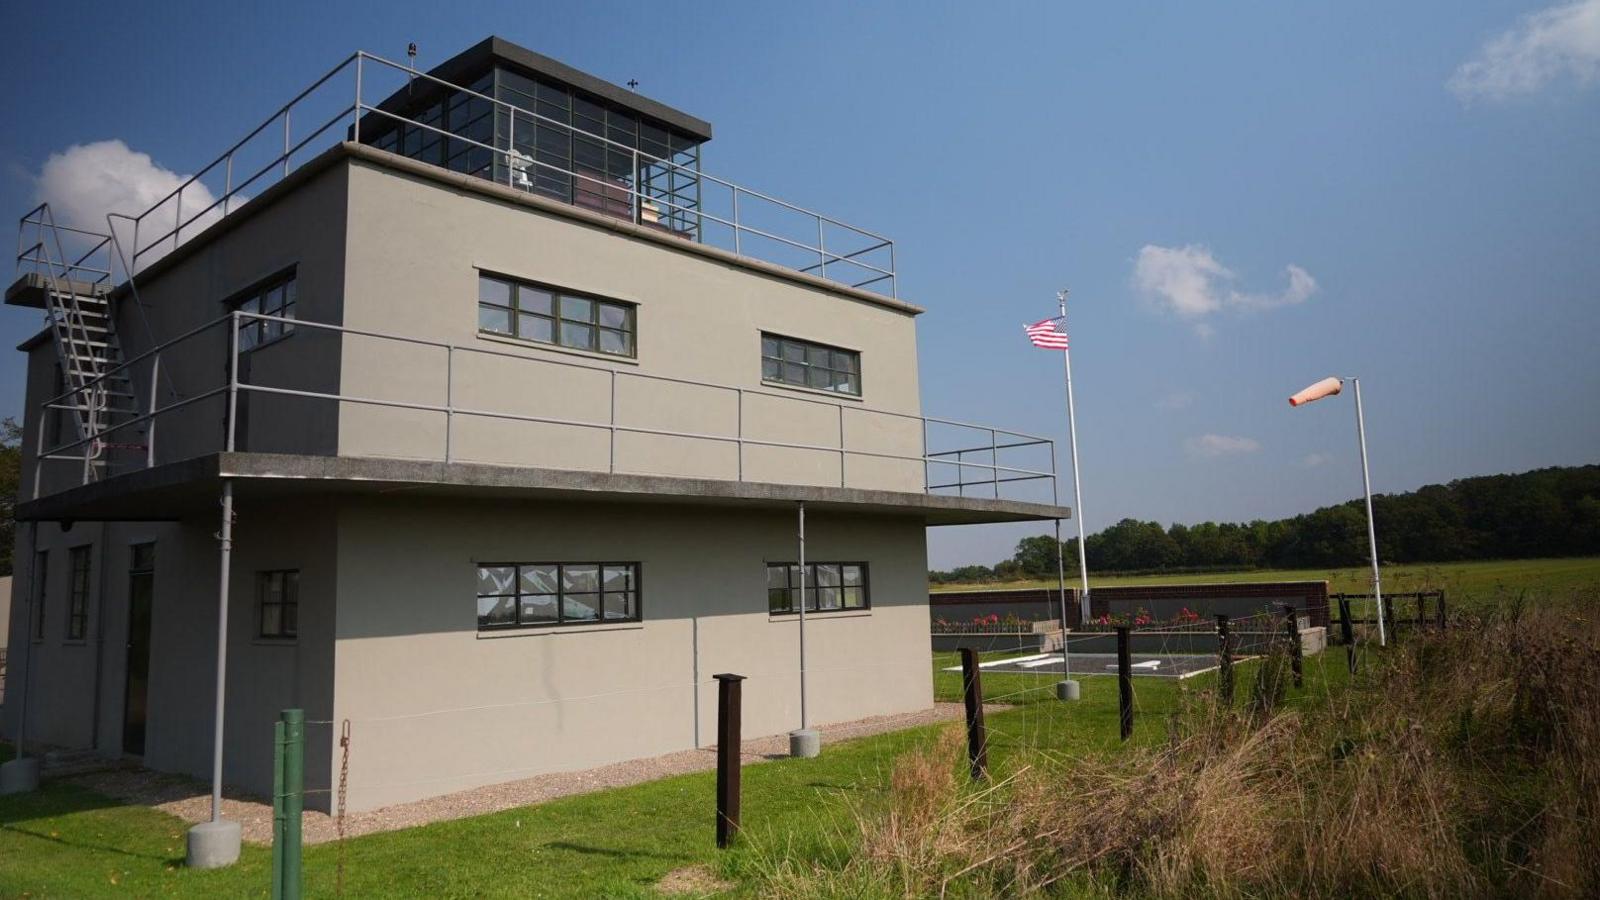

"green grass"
[931, 555, 1600, 599]
[1, 649, 1350, 899]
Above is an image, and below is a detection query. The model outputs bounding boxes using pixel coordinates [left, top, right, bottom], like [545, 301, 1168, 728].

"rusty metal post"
[714, 673, 745, 848]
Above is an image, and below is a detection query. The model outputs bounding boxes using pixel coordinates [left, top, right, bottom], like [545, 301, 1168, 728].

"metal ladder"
[18, 204, 144, 481]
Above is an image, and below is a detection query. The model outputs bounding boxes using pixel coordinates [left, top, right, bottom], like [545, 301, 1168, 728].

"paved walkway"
[66, 703, 995, 845]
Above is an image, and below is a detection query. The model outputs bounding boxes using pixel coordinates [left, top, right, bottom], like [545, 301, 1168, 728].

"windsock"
[1289, 377, 1343, 407]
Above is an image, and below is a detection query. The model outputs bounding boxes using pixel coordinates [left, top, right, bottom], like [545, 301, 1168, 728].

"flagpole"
[1058, 290, 1092, 623]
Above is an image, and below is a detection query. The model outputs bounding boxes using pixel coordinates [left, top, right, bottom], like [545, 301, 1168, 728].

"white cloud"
[1155, 390, 1196, 411]
[1184, 434, 1262, 458]
[1133, 244, 1317, 335]
[34, 140, 225, 265]
[1449, 0, 1600, 101]
[1301, 452, 1333, 468]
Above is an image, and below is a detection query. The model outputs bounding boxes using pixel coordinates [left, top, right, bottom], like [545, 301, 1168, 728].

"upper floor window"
[476, 562, 640, 630]
[766, 562, 870, 614]
[761, 334, 860, 396]
[66, 545, 91, 640]
[234, 272, 297, 351]
[478, 274, 636, 358]
[258, 570, 299, 640]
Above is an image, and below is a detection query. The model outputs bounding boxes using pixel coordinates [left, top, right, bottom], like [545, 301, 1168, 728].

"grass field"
[1, 557, 1590, 897]
[930, 555, 1600, 599]
[0, 650, 1339, 899]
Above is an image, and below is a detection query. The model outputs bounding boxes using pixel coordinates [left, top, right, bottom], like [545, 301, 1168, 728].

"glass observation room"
[359, 37, 713, 240]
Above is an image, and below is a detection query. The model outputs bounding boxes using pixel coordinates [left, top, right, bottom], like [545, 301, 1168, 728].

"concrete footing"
[788, 728, 820, 759]
[186, 819, 242, 869]
[1056, 680, 1081, 701]
[0, 758, 41, 795]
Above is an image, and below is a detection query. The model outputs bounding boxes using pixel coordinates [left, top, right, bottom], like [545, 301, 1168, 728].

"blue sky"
[4, 2, 1597, 568]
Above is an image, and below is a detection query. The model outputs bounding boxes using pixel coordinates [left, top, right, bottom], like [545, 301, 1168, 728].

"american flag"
[1025, 316, 1069, 349]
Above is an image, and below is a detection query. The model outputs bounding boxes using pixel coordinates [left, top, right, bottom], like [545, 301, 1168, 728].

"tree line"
[930, 464, 1600, 583]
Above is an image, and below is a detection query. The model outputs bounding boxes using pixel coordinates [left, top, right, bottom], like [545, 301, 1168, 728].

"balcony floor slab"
[18, 452, 1070, 526]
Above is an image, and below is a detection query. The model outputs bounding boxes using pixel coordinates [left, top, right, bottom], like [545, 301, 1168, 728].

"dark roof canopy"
[368, 36, 713, 143]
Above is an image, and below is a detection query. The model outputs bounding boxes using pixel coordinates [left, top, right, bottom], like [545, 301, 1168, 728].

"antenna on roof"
[627, 79, 639, 90]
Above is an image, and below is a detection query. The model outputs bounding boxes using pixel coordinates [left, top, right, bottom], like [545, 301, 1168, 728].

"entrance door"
[122, 543, 155, 756]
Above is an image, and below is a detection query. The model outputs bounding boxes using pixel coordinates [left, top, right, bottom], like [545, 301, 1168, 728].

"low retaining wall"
[930, 580, 1331, 631]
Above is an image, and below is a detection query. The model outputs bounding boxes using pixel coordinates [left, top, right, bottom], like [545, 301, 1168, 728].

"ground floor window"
[767, 562, 869, 614]
[476, 562, 640, 630]
[257, 570, 299, 640]
[66, 546, 91, 640]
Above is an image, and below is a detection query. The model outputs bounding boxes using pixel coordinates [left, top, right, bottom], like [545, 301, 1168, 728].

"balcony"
[26, 311, 1063, 521]
[107, 49, 898, 299]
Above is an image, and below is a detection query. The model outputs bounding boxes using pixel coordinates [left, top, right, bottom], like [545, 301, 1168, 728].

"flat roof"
[17, 452, 1070, 527]
[366, 36, 713, 144]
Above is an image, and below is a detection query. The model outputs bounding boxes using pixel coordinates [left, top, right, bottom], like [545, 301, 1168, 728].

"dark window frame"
[257, 570, 300, 641]
[477, 272, 636, 358]
[766, 562, 870, 614]
[66, 545, 91, 641]
[226, 268, 299, 352]
[760, 333, 861, 397]
[476, 561, 642, 631]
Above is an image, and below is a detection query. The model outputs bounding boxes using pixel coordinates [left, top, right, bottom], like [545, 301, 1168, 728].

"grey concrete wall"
[334, 160, 925, 492]
[330, 496, 931, 811]
[0, 504, 335, 810]
[22, 163, 350, 498]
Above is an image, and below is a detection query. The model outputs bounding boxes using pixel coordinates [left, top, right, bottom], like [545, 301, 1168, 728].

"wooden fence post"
[714, 673, 745, 849]
[1116, 626, 1133, 741]
[1282, 605, 1303, 689]
[1339, 596, 1356, 674]
[959, 648, 988, 780]
[1435, 591, 1447, 630]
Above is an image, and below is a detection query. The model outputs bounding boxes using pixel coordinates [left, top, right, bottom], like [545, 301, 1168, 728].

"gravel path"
[66, 702, 994, 845]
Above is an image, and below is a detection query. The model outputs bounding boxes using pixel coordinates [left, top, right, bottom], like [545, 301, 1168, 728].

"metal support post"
[1351, 378, 1385, 646]
[789, 501, 817, 758]
[187, 479, 241, 868]
[1058, 291, 1092, 623]
[1216, 614, 1234, 705]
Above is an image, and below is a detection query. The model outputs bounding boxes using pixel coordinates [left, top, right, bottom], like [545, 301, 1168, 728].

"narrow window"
[66, 545, 91, 640]
[32, 550, 48, 640]
[766, 562, 870, 614]
[477, 274, 635, 358]
[476, 561, 640, 630]
[258, 570, 299, 640]
[760, 334, 860, 396]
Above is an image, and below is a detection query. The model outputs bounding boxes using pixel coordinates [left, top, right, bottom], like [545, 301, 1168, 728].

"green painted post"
[281, 709, 304, 900]
[272, 719, 285, 900]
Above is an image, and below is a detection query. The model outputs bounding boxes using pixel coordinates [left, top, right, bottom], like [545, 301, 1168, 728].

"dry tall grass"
[760, 601, 1600, 899]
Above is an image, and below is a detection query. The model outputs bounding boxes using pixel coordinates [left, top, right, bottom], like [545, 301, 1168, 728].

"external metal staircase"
[15, 203, 146, 481]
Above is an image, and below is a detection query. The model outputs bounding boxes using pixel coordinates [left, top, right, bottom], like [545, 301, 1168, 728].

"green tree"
[0, 417, 20, 575]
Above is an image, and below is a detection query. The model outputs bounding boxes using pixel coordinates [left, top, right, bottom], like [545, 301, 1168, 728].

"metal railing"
[107, 51, 897, 296]
[31, 312, 1054, 504]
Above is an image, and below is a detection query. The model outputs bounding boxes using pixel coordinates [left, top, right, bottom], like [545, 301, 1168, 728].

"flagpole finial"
[1057, 288, 1069, 302]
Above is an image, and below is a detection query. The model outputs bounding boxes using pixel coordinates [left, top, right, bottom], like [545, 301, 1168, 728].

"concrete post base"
[1056, 680, 1081, 701]
[0, 758, 41, 795]
[788, 728, 820, 759]
[186, 819, 242, 869]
